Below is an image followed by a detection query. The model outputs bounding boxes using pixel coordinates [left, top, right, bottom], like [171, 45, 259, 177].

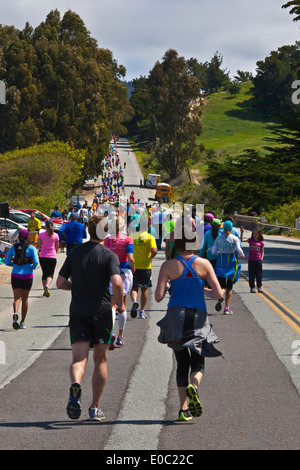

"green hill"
[198, 81, 282, 158]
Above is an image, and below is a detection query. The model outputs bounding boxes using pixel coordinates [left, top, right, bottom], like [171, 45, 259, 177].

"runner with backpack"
[5, 229, 39, 329]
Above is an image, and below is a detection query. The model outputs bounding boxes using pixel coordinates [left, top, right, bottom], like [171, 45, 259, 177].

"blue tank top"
[168, 255, 207, 310]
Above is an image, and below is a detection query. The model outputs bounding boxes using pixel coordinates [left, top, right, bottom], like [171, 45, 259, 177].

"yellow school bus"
[155, 183, 173, 203]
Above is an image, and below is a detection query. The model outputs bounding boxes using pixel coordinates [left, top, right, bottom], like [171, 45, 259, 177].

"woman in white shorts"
[104, 216, 135, 347]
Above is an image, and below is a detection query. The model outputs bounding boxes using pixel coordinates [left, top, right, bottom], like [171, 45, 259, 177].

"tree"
[206, 52, 230, 92]
[148, 49, 202, 178]
[0, 10, 133, 177]
[252, 44, 300, 119]
[187, 57, 208, 91]
[282, 1, 300, 21]
[233, 70, 253, 82]
[128, 76, 152, 141]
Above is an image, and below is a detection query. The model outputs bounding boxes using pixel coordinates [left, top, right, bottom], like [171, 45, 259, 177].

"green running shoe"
[177, 409, 192, 422]
[13, 314, 20, 330]
[185, 384, 203, 417]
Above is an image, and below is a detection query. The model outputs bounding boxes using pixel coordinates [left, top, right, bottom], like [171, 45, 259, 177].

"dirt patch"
[0, 265, 12, 287]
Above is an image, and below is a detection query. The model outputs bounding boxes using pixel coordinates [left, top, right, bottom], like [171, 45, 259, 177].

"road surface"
[0, 138, 299, 453]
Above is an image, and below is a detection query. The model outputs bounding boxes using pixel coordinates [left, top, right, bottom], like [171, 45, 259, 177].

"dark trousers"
[248, 260, 263, 288]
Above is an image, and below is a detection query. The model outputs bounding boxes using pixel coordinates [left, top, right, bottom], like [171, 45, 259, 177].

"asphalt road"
[0, 138, 299, 453]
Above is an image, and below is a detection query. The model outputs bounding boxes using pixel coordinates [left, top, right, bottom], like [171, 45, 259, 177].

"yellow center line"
[239, 273, 300, 335]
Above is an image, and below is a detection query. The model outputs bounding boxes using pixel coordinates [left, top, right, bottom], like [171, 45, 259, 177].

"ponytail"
[47, 226, 54, 238]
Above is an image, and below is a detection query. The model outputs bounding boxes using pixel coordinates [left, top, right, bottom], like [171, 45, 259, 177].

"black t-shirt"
[59, 241, 120, 318]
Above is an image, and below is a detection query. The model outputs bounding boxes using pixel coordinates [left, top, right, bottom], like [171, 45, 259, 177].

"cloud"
[1, 0, 299, 80]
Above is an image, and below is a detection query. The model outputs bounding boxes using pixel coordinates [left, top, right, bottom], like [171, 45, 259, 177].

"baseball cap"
[19, 229, 29, 239]
[205, 213, 214, 220]
[223, 220, 233, 231]
[70, 212, 78, 219]
[46, 220, 53, 228]
[212, 218, 221, 226]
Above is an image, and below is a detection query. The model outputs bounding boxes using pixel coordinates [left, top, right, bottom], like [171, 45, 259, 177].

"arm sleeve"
[30, 246, 39, 269]
[126, 237, 134, 254]
[5, 245, 15, 267]
[149, 235, 157, 250]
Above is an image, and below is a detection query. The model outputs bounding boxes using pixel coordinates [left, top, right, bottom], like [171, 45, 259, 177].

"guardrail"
[233, 214, 300, 233]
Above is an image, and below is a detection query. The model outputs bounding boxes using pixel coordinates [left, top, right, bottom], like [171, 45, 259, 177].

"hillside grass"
[197, 81, 282, 159]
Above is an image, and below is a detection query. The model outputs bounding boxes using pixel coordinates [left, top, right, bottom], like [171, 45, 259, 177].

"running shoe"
[67, 382, 82, 420]
[109, 333, 116, 350]
[19, 321, 26, 329]
[139, 310, 147, 319]
[250, 288, 256, 293]
[177, 409, 192, 422]
[215, 298, 224, 311]
[116, 337, 124, 346]
[44, 286, 50, 297]
[88, 407, 105, 421]
[257, 287, 263, 293]
[223, 308, 233, 315]
[12, 314, 19, 330]
[185, 384, 203, 417]
[130, 301, 139, 318]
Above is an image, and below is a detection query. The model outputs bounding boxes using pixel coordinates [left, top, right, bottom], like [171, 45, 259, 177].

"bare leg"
[91, 343, 109, 408]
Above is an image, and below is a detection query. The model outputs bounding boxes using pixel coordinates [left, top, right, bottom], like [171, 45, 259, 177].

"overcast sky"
[1, 0, 299, 81]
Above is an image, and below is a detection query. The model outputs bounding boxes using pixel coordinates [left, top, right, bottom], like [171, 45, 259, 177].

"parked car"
[8, 210, 31, 228]
[0, 218, 26, 243]
[18, 208, 64, 232]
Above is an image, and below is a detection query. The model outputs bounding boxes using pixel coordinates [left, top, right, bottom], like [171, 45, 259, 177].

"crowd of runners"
[4, 139, 266, 424]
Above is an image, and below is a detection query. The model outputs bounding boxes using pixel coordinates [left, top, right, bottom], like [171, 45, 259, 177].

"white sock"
[112, 308, 116, 325]
[118, 311, 127, 331]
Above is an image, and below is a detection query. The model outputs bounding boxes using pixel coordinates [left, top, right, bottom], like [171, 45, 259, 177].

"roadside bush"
[0, 142, 86, 213]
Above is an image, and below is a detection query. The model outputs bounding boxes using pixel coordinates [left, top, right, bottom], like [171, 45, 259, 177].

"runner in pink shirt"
[240, 227, 264, 293]
[104, 216, 135, 347]
[37, 220, 59, 297]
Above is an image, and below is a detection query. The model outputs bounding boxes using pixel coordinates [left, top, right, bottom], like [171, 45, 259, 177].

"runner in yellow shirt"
[130, 222, 157, 318]
[27, 212, 42, 232]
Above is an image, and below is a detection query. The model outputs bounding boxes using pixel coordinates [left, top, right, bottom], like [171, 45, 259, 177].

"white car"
[8, 210, 31, 228]
[0, 218, 26, 243]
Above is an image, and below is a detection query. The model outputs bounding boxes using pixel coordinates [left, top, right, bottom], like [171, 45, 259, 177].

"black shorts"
[11, 276, 33, 291]
[69, 314, 113, 347]
[132, 269, 152, 289]
[39, 257, 57, 280]
[217, 276, 233, 291]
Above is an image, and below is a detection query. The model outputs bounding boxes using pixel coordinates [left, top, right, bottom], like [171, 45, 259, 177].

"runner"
[27, 211, 42, 233]
[36, 220, 59, 297]
[130, 216, 157, 319]
[5, 229, 39, 329]
[104, 215, 135, 347]
[58, 212, 87, 255]
[211, 220, 245, 314]
[240, 226, 265, 293]
[155, 221, 224, 421]
[56, 215, 125, 421]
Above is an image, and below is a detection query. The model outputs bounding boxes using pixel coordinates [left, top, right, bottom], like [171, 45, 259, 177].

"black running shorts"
[217, 276, 233, 291]
[69, 313, 112, 347]
[11, 276, 33, 291]
[132, 269, 152, 289]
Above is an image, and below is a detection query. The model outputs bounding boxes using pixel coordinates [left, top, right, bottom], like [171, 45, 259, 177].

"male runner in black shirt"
[57, 215, 124, 421]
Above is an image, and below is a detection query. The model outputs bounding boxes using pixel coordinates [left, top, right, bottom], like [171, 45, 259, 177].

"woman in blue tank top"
[155, 221, 224, 422]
